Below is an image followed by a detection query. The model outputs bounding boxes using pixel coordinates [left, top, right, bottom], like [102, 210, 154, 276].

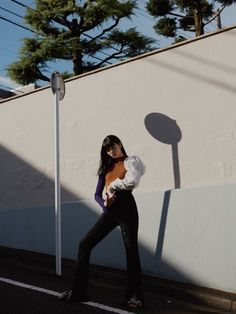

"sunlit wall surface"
[0, 26, 236, 293]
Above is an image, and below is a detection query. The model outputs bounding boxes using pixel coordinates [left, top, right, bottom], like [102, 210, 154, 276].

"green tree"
[146, 0, 236, 41]
[8, 0, 155, 85]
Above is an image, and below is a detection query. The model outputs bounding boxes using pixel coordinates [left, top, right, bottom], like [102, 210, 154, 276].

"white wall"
[0, 26, 236, 293]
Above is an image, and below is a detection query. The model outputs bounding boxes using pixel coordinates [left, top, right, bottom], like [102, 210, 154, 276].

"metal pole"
[54, 75, 61, 276]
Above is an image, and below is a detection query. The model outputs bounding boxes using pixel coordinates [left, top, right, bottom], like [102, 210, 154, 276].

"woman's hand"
[104, 191, 116, 207]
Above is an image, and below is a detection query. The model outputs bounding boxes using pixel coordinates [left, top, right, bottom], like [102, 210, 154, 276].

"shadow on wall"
[0, 141, 216, 309]
[144, 112, 184, 280]
[0, 144, 98, 256]
[144, 112, 182, 189]
[0, 144, 80, 209]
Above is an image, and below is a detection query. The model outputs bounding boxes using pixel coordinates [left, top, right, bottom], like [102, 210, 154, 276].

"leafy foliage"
[8, 0, 155, 85]
[146, 0, 236, 41]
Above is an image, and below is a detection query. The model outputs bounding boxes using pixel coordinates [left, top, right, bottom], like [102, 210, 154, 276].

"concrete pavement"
[0, 246, 233, 314]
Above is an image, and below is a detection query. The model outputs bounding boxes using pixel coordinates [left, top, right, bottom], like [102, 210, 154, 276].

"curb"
[89, 264, 236, 313]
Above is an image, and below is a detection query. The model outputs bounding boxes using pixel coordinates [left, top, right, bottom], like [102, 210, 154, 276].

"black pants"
[72, 191, 143, 300]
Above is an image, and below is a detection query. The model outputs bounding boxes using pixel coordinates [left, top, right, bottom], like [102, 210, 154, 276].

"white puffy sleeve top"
[107, 156, 145, 194]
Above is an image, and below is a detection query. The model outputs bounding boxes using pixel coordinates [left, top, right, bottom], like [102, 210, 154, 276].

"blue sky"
[0, 0, 236, 89]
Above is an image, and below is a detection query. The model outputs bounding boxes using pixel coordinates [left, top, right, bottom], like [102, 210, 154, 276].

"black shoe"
[58, 290, 89, 302]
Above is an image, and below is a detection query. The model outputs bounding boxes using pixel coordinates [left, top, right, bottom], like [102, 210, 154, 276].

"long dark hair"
[97, 135, 128, 176]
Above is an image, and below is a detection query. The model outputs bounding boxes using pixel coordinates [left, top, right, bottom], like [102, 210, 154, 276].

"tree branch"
[82, 16, 120, 43]
[168, 12, 187, 19]
[94, 45, 125, 67]
[36, 67, 50, 82]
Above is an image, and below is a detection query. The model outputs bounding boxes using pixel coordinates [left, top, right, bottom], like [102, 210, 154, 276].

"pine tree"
[146, 0, 236, 41]
[8, 0, 155, 85]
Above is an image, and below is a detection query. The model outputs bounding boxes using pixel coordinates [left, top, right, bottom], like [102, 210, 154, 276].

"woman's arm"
[107, 156, 145, 194]
[94, 176, 107, 213]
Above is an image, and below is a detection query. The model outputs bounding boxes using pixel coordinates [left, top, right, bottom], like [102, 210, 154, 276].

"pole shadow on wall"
[144, 112, 182, 268]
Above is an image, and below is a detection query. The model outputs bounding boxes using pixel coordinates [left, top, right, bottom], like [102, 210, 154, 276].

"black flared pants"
[72, 191, 143, 300]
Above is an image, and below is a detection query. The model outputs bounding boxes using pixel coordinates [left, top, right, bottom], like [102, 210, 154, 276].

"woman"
[59, 135, 145, 309]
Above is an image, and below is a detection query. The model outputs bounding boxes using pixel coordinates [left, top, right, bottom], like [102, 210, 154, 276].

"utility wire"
[135, 7, 192, 40]
[0, 5, 24, 18]
[0, 45, 17, 55]
[0, 15, 34, 33]
[0, 84, 15, 90]
[11, 0, 28, 8]
[136, 7, 157, 21]
[5, 0, 167, 69]
[134, 8, 156, 22]
[11, 0, 158, 52]
[1, 0, 157, 82]
[0, 84, 25, 93]
[10, 0, 118, 56]
[8, 0, 117, 62]
[0, 12, 112, 64]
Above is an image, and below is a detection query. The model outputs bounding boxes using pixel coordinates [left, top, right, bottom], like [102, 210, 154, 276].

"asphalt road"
[0, 255, 230, 314]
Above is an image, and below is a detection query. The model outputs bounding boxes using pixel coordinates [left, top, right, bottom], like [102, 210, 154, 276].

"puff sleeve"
[107, 156, 145, 193]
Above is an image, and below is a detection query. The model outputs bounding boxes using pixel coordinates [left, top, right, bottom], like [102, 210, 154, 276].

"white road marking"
[0, 276, 134, 314]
